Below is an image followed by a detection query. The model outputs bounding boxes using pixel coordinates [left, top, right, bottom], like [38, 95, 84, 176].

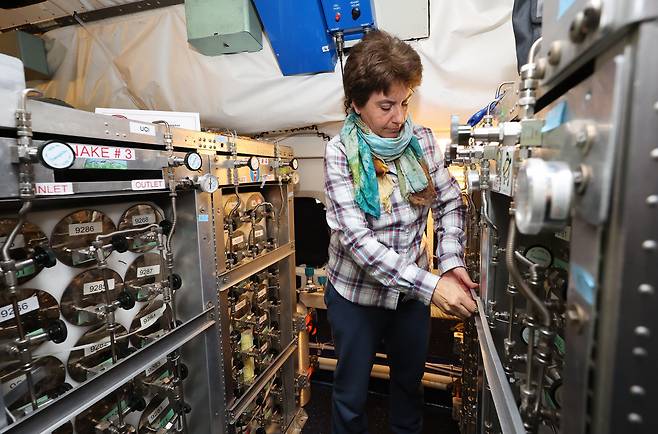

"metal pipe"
[1, 201, 31, 261]
[527, 37, 542, 65]
[481, 189, 498, 233]
[505, 219, 550, 327]
[317, 357, 452, 390]
[495, 81, 516, 99]
[95, 224, 159, 241]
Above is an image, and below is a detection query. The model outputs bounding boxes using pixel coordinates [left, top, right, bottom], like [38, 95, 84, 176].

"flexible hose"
[505, 219, 550, 327]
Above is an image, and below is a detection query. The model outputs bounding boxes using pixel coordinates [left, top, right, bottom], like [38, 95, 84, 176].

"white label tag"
[83, 278, 115, 295]
[68, 221, 103, 236]
[131, 179, 166, 191]
[235, 299, 247, 312]
[232, 235, 244, 245]
[555, 226, 571, 242]
[137, 264, 160, 278]
[145, 358, 167, 376]
[84, 338, 111, 356]
[0, 295, 39, 323]
[1, 374, 26, 395]
[72, 143, 136, 160]
[148, 397, 170, 424]
[0, 234, 25, 249]
[258, 313, 268, 325]
[35, 182, 73, 196]
[129, 121, 156, 136]
[254, 229, 264, 238]
[140, 305, 166, 329]
[132, 213, 156, 226]
[258, 288, 267, 299]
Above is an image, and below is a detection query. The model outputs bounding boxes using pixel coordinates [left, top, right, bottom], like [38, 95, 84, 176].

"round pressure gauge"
[514, 158, 573, 235]
[524, 245, 553, 268]
[248, 156, 260, 172]
[197, 174, 219, 193]
[38, 141, 75, 170]
[184, 152, 203, 171]
[289, 158, 299, 170]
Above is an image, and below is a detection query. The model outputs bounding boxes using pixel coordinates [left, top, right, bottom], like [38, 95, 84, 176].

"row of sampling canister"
[222, 192, 276, 267]
[0, 203, 189, 432]
[228, 268, 282, 398]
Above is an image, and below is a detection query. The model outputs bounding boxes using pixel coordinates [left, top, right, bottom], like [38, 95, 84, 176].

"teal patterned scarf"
[340, 112, 430, 218]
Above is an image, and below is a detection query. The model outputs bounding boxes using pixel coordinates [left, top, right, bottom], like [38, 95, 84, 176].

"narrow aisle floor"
[302, 380, 460, 434]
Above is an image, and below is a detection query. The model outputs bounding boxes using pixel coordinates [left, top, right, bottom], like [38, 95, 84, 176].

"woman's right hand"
[431, 269, 477, 319]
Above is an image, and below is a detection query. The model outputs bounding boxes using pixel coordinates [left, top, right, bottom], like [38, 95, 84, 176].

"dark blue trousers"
[325, 282, 430, 434]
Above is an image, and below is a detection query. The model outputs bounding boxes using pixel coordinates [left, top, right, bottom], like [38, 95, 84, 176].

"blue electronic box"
[253, 0, 376, 76]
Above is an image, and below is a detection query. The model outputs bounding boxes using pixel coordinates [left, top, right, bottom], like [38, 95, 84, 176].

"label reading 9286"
[69, 221, 103, 236]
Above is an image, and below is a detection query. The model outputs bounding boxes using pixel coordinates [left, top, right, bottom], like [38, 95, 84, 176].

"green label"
[16, 264, 36, 279]
[554, 334, 566, 356]
[159, 408, 175, 428]
[84, 159, 128, 170]
[101, 400, 127, 422]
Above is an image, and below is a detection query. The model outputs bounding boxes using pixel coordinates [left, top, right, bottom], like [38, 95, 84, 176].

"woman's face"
[353, 81, 413, 138]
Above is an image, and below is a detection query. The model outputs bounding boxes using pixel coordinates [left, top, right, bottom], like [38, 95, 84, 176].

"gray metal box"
[0, 30, 50, 81]
[185, 0, 263, 56]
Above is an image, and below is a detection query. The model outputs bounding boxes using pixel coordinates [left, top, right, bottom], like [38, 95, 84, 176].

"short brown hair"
[343, 30, 423, 113]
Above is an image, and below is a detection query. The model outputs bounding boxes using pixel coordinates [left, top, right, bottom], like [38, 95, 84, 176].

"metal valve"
[46, 319, 68, 344]
[117, 291, 136, 310]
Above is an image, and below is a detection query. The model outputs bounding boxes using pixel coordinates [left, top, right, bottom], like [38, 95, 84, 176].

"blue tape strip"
[571, 264, 596, 305]
[558, 0, 576, 18]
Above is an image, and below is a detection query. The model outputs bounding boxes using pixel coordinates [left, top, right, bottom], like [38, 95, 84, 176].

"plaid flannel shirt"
[324, 125, 466, 309]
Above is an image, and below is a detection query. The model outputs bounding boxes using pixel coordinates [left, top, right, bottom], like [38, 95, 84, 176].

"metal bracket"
[228, 339, 298, 425]
[1, 309, 215, 434]
[471, 290, 526, 434]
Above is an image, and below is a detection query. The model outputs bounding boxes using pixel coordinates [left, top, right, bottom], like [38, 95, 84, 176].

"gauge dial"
[289, 158, 299, 170]
[248, 156, 260, 171]
[524, 245, 553, 268]
[184, 152, 203, 171]
[197, 174, 219, 193]
[38, 141, 75, 170]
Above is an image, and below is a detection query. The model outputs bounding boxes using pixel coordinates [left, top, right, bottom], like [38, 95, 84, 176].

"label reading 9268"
[132, 213, 156, 226]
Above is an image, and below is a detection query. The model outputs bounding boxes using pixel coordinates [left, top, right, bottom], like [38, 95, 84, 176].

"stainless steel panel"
[539, 0, 658, 90]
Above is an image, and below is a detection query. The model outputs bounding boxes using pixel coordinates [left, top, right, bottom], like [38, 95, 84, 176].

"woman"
[324, 30, 477, 434]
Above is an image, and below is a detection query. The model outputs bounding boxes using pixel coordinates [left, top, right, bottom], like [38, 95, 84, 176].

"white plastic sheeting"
[35, 1, 518, 134]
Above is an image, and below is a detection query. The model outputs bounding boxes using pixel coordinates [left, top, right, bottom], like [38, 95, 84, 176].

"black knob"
[111, 235, 129, 253]
[128, 395, 147, 412]
[255, 427, 266, 434]
[47, 319, 68, 344]
[32, 246, 57, 268]
[351, 7, 361, 20]
[179, 363, 189, 380]
[117, 291, 135, 310]
[53, 382, 73, 398]
[171, 273, 182, 290]
[159, 219, 173, 236]
[183, 402, 192, 414]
